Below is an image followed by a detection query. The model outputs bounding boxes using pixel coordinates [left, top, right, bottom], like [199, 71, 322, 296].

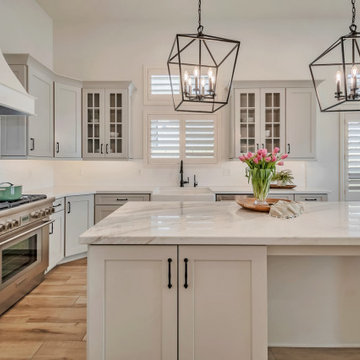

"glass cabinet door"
[261, 89, 285, 152]
[84, 90, 104, 157]
[235, 89, 261, 156]
[105, 90, 128, 158]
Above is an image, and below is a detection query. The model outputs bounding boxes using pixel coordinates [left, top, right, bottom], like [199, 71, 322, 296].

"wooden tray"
[270, 184, 297, 189]
[236, 197, 291, 212]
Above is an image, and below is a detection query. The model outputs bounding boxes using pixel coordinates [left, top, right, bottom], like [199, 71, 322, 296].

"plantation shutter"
[151, 75, 180, 95]
[185, 119, 216, 160]
[150, 119, 180, 159]
[346, 119, 360, 200]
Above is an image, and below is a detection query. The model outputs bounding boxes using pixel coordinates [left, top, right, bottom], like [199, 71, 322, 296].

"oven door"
[0, 220, 52, 290]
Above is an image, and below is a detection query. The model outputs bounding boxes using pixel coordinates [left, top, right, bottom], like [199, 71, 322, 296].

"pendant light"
[167, 0, 240, 113]
[310, 0, 360, 112]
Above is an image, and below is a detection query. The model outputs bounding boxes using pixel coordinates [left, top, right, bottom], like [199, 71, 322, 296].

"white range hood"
[0, 49, 35, 116]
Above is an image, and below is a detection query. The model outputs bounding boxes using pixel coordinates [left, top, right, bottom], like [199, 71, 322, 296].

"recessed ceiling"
[37, 0, 349, 22]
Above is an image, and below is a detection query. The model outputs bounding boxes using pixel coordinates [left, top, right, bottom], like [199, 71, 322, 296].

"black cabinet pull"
[256, 143, 259, 150]
[49, 222, 54, 235]
[116, 198, 128, 202]
[30, 138, 35, 151]
[167, 258, 172, 289]
[184, 258, 189, 289]
[67, 202, 71, 214]
[106, 144, 109, 154]
[56, 142, 60, 153]
[262, 143, 265, 149]
[287, 143, 291, 154]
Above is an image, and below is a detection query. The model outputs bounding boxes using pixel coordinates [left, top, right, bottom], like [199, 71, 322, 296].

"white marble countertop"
[79, 201, 360, 246]
[27, 185, 330, 199]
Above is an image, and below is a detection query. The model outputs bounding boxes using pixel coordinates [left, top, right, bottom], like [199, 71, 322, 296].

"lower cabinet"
[65, 194, 94, 257]
[88, 245, 267, 360]
[48, 206, 65, 271]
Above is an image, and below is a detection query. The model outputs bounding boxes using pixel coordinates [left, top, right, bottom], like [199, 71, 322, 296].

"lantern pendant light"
[167, 0, 240, 113]
[310, 0, 360, 112]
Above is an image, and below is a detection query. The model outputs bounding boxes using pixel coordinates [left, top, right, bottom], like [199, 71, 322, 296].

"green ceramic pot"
[0, 182, 23, 201]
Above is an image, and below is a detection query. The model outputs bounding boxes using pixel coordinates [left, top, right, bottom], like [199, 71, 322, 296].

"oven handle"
[0, 220, 54, 247]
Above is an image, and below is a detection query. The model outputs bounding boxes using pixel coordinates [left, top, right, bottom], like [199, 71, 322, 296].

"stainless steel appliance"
[0, 195, 55, 315]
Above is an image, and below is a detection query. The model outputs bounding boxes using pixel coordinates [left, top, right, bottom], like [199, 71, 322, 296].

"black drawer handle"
[116, 198, 128, 201]
[168, 258, 172, 289]
[106, 144, 109, 154]
[56, 142, 60, 153]
[304, 198, 318, 201]
[53, 203, 62, 208]
[67, 202, 71, 214]
[30, 138, 35, 151]
[287, 143, 291, 154]
[49, 222, 54, 235]
[184, 258, 189, 289]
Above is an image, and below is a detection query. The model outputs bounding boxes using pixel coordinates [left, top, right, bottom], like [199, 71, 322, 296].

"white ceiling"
[37, 0, 349, 22]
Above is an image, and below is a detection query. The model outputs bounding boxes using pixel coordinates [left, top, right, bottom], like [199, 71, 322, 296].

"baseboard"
[58, 252, 87, 264]
[269, 343, 360, 348]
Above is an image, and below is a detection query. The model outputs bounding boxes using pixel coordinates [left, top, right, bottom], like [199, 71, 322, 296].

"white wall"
[50, 18, 343, 199]
[0, 0, 53, 69]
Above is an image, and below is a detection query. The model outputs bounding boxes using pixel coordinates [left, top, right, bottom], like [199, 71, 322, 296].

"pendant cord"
[197, 0, 204, 35]
[350, 0, 357, 33]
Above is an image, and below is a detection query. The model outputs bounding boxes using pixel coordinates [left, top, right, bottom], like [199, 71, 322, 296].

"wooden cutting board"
[235, 197, 292, 212]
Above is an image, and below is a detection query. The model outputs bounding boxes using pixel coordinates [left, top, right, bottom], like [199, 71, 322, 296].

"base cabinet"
[65, 195, 94, 257]
[48, 209, 65, 271]
[88, 245, 267, 360]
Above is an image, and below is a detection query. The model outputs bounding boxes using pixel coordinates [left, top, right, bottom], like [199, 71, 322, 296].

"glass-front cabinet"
[234, 88, 285, 156]
[83, 83, 132, 159]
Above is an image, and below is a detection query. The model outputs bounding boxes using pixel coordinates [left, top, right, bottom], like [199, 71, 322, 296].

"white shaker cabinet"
[88, 245, 267, 360]
[65, 194, 94, 257]
[54, 80, 82, 158]
[83, 82, 134, 159]
[178, 246, 267, 360]
[88, 245, 178, 360]
[48, 198, 65, 271]
[286, 88, 316, 159]
[233, 82, 316, 160]
[27, 64, 54, 157]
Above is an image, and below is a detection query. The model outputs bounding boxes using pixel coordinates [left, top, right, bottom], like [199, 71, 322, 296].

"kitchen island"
[80, 201, 360, 360]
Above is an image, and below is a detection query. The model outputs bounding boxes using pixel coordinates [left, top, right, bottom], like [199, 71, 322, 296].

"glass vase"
[247, 168, 274, 205]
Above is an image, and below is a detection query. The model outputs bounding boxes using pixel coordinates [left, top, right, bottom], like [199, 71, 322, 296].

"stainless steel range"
[0, 194, 55, 315]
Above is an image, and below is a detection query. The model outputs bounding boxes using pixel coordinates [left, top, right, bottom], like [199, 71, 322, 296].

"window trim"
[144, 110, 219, 165]
[143, 67, 174, 106]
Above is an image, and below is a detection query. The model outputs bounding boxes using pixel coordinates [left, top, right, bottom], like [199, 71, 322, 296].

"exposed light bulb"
[352, 65, 358, 76]
[184, 71, 189, 81]
[211, 75, 216, 84]
[201, 78, 206, 87]
[194, 67, 199, 77]
[208, 68, 213, 78]
[188, 77, 192, 86]
[336, 70, 342, 82]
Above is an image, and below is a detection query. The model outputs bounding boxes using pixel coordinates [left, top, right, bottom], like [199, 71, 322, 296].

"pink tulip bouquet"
[239, 147, 288, 205]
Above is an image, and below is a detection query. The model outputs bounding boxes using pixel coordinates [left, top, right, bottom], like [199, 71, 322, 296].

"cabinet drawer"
[52, 198, 65, 212]
[268, 194, 294, 201]
[294, 194, 328, 202]
[216, 194, 252, 201]
[95, 193, 151, 205]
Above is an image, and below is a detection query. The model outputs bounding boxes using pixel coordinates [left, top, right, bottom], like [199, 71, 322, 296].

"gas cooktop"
[0, 194, 47, 211]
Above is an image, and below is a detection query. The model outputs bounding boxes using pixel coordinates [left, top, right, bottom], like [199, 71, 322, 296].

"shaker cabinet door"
[65, 194, 94, 257]
[286, 88, 316, 159]
[54, 82, 82, 158]
[178, 246, 268, 360]
[88, 245, 178, 360]
[28, 66, 53, 157]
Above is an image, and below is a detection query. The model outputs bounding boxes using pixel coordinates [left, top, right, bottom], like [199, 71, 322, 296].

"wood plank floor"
[1, 258, 359, 359]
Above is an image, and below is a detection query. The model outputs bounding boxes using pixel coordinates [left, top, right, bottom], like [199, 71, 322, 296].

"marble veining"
[80, 201, 360, 246]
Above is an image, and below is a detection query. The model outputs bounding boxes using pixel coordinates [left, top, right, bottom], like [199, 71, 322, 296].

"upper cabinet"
[54, 77, 82, 158]
[232, 81, 316, 160]
[83, 82, 134, 159]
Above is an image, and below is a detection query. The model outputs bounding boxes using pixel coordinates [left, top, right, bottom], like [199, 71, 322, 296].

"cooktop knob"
[0, 223, 5, 232]
[45, 208, 51, 215]
[5, 221, 12, 230]
[30, 211, 40, 219]
[40, 210, 45, 216]
[11, 219, 19, 227]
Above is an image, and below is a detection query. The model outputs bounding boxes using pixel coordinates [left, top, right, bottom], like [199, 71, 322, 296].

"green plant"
[272, 169, 294, 184]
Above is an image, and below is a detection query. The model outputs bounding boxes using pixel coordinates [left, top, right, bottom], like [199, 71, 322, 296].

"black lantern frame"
[167, 0, 240, 113]
[310, 0, 360, 112]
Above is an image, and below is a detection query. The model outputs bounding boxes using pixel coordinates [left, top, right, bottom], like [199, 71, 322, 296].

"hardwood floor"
[0, 258, 359, 359]
[0, 259, 87, 360]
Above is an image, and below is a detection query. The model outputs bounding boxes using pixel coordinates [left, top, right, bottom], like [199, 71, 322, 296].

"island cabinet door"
[88, 245, 178, 360]
[178, 246, 268, 360]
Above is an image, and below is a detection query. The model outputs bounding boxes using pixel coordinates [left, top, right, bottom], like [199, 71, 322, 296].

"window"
[146, 113, 218, 164]
[343, 114, 360, 200]
[144, 67, 179, 105]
